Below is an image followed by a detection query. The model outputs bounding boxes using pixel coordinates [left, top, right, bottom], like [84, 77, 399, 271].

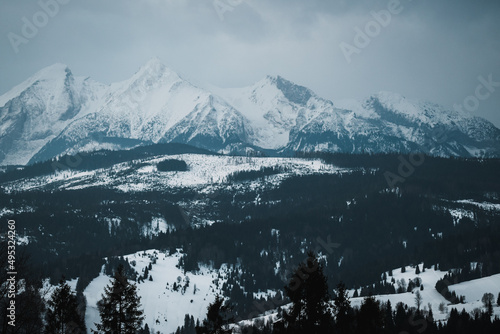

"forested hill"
[1, 151, 500, 332]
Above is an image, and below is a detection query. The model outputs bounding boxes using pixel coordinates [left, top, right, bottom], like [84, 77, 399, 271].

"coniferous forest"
[1, 147, 500, 333]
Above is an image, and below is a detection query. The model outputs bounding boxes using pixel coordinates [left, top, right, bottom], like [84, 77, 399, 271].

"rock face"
[1, 59, 499, 166]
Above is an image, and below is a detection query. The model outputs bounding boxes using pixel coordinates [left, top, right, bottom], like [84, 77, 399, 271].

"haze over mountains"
[1, 58, 500, 166]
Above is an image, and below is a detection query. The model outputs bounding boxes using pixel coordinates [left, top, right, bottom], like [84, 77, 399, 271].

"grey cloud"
[0, 0, 499, 126]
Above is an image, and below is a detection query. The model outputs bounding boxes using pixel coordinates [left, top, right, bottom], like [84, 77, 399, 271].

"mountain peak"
[141, 57, 164, 71]
[372, 91, 406, 102]
[0, 63, 72, 108]
[2, 60, 500, 166]
[33, 63, 72, 82]
[259, 75, 313, 106]
[130, 57, 181, 85]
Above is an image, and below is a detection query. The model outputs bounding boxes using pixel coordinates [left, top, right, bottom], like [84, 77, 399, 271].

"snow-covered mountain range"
[2, 58, 500, 166]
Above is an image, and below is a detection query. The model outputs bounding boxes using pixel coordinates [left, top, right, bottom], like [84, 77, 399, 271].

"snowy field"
[80, 251, 500, 334]
[2, 154, 342, 193]
[349, 265, 500, 323]
[84, 249, 233, 334]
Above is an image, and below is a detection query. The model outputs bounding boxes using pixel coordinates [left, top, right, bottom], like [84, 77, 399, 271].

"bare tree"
[415, 290, 423, 311]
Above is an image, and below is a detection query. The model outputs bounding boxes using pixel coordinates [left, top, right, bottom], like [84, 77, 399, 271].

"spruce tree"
[333, 282, 353, 333]
[383, 300, 395, 332]
[356, 296, 384, 333]
[487, 300, 493, 317]
[282, 251, 333, 333]
[196, 295, 233, 334]
[45, 279, 86, 334]
[94, 264, 144, 333]
[183, 314, 196, 334]
[140, 323, 151, 334]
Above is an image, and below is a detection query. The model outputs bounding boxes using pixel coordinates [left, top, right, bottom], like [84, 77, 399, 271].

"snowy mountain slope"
[2, 59, 500, 166]
[212, 75, 322, 149]
[0, 64, 107, 165]
[160, 94, 254, 153]
[285, 91, 500, 156]
[29, 59, 254, 163]
[216, 78, 500, 156]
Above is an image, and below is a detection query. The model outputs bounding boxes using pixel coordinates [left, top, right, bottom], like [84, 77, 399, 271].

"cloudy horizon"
[1, 0, 499, 126]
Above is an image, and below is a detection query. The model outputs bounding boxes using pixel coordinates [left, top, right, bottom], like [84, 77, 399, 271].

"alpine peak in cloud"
[1, 59, 499, 166]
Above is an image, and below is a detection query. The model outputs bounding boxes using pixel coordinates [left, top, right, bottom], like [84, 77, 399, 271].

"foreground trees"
[0, 243, 45, 333]
[279, 251, 333, 333]
[196, 295, 233, 334]
[94, 264, 144, 333]
[333, 282, 354, 333]
[45, 280, 86, 334]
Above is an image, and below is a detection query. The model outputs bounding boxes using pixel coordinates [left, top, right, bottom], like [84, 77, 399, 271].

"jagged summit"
[1, 60, 500, 165]
[131, 57, 180, 82]
[0, 63, 72, 108]
[272, 75, 313, 106]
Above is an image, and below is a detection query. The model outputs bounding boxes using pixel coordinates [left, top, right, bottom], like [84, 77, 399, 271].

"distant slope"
[0, 143, 214, 184]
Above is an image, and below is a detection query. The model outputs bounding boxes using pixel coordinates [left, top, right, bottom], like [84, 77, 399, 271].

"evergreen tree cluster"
[435, 273, 466, 304]
[45, 280, 86, 334]
[236, 253, 500, 334]
[226, 166, 289, 182]
[104, 256, 138, 281]
[157, 159, 189, 172]
[2, 152, 500, 333]
[195, 295, 233, 334]
[94, 264, 144, 333]
[175, 314, 197, 334]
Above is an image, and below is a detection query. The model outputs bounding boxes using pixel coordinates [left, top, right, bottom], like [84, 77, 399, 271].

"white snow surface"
[80, 257, 500, 333]
[347, 265, 500, 324]
[84, 249, 230, 334]
[2, 154, 341, 193]
[455, 199, 500, 212]
[2, 59, 499, 166]
[235, 264, 500, 331]
[0, 64, 108, 165]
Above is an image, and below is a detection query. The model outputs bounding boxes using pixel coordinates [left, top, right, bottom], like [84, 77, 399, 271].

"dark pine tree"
[383, 300, 395, 333]
[140, 323, 151, 334]
[356, 296, 384, 334]
[45, 279, 86, 334]
[282, 251, 333, 333]
[94, 264, 144, 333]
[196, 295, 233, 334]
[333, 282, 354, 334]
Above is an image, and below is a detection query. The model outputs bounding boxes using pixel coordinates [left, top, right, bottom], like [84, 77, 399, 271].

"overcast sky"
[1, 0, 499, 126]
